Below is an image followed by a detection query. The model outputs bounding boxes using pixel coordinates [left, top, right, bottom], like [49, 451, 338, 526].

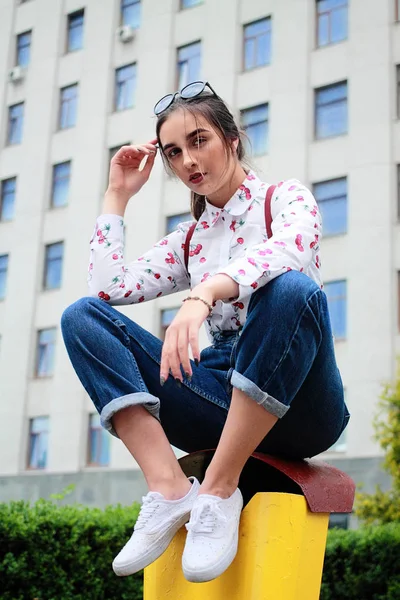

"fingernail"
[175, 378, 182, 388]
[194, 359, 199, 367]
[160, 376, 165, 387]
[185, 372, 192, 383]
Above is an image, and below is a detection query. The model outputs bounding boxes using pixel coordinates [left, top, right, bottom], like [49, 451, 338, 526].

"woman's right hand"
[106, 139, 158, 205]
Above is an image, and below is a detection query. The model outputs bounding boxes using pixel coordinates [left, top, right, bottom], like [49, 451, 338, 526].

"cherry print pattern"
[88, 174, 323, 343]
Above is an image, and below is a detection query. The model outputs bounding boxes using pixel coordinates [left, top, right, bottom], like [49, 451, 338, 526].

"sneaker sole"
[182, 528, 239, 583]
[113, 511, 191, 577]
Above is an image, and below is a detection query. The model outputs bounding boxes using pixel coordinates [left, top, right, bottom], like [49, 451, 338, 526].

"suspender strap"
[184, 183, 277, 271]
[265, 184, 276, 239]
[184, 222, 197, 271]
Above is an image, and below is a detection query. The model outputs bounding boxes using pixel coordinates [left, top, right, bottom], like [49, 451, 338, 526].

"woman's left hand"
[160, 286, 214, 385]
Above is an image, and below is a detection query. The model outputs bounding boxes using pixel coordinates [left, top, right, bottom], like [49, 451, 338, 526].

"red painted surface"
[179, 450, 355, 514]
[252, 452, 355, 513]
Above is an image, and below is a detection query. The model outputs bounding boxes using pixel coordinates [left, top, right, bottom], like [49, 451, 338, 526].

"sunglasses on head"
[154, 81, 217, 116]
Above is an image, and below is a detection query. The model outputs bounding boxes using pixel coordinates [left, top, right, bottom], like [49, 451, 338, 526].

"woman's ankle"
[147, 473, 192, 500]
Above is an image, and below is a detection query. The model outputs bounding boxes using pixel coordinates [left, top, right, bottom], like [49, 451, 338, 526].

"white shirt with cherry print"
[88, 171, 323, 343]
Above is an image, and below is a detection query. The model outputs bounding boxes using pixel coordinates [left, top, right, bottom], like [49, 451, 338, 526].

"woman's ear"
[231, 137, 239, 154]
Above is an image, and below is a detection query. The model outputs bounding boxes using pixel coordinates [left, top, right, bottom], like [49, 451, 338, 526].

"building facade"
[0, 0, 399, 516]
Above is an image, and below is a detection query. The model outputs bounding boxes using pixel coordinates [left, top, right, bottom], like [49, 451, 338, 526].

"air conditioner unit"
[8, 66, 25, 83]
[116, 24, 135, 43]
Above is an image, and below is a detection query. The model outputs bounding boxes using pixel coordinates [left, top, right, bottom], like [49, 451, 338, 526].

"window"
[397, 65, 400, 119]
[1, 178, 16, 221]
[243, 18, 271, 71]
[121, 0, 141, 28]
[181, 0, 202, 8]
[324, 280, 347, 340]
[28, 416, 49, 469]
[177, 41, 201, 89]
[51, 162, 70, 208]
[0, 255, 9, 300]
[59, 84, 78, 129]
[328, 513, 349, 529]
[160, 308, 179, 339]
[315, 81, 347, 139]
[115, 64, 136, 111]
[241, 104, 269, 156]
[88, 414, 110, 466]
[16, 30, 31, 66]
[313, 177, 347, 236]
[7, 103, 24, 145]
[166, 212, 193, 234]
[67, 9, 84, 52]
[316, 0, 348, 47]
[44, 242, 64, 289]
[397, 165, 400, 220]
[397, 272, 400, 331]
[36, 328, 57, 377]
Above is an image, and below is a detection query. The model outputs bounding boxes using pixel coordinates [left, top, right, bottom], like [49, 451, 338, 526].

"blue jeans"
[61, 271, 349, 459]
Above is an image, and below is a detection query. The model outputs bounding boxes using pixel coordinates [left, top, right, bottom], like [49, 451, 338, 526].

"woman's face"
[158, 108, 237, 196]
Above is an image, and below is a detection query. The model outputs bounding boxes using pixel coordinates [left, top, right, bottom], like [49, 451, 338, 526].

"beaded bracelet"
[182, 295, 213, 316]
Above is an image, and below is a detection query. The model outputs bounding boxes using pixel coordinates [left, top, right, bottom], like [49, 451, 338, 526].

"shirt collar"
[201, 171, 265, 227]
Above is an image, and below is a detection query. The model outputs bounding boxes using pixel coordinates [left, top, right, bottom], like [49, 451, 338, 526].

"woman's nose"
[182, 149, 196, 169]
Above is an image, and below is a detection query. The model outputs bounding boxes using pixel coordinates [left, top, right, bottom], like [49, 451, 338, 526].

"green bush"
[2, 498, 400, 600]
[0, 498, 143, 600]
[321, 523, 400, 600]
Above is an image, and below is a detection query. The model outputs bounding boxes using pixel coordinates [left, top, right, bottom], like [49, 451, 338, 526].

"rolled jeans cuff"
[100, 392, 161, 438]
[230, 370, 289, 419]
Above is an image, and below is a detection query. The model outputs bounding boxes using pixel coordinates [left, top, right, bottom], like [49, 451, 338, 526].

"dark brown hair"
[155, 93, 248, 221]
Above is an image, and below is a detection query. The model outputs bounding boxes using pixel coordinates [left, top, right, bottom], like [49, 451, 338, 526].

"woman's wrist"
[192, 275, 239, 303]
[103, 189, 130, 216]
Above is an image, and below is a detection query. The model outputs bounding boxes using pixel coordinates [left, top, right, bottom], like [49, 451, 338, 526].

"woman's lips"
[190, 173, 206, 185]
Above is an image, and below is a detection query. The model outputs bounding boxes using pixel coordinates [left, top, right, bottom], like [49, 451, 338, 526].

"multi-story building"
[1, 0, 398, 525]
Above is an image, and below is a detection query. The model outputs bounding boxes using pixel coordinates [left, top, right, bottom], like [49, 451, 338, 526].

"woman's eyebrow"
[162, 128, 209, 152]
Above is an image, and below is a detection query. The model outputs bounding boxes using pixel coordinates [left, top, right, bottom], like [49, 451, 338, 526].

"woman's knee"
[252, 270, 322, 312]
[61, 296, 106, 341]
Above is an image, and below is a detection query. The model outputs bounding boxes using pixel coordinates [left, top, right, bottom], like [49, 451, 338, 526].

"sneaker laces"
[134, 492, 162, 530]
[185, 499, 227, 534]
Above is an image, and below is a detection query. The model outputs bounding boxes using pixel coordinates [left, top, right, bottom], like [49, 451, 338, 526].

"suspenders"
[184, 184, 277, 272]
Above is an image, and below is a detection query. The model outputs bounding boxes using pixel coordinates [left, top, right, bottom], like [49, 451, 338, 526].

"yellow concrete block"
[144, 492, 329, 600]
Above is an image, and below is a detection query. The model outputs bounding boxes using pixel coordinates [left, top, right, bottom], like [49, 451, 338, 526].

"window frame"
[87, 413, 110, 467]
[314, 81, 348, 139]
[396, 65, 400, 120]
[240, 103, 269, 156]
[176, 40, 201, 89]
[243, 17, 272, 71]
[27, 416, 49, 470]
[160, 307, 180, 339]
[35, 328, 57, 378]
[166, 212, 193, 235]
[313, 176, 347, 237]
[0, 177, 17, 222]
[67, 9, 85, 53]
[316, 0, 348, 48]
[397, 165, 400, 221]
[16, 30, 31, 67]
[43, 242, 64, 290]
[120, 0, 141, 28]
[7, 103, 24, 145]
[51, 162, 71, 209]
[114, 63, 137, 112]
[180, 0, 203, 9]
[59, 84, 78, 130]
[0, 254, 9, 301]
[396, 0, 400, 21]
[324, 279, 347, 341]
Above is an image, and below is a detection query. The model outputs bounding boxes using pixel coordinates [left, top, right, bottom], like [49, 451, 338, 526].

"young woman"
[61, 81, 349, 584]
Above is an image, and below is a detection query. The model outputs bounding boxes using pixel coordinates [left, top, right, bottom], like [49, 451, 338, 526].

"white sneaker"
[182, 488, 243, 583]
[112, 476, 200, 576]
